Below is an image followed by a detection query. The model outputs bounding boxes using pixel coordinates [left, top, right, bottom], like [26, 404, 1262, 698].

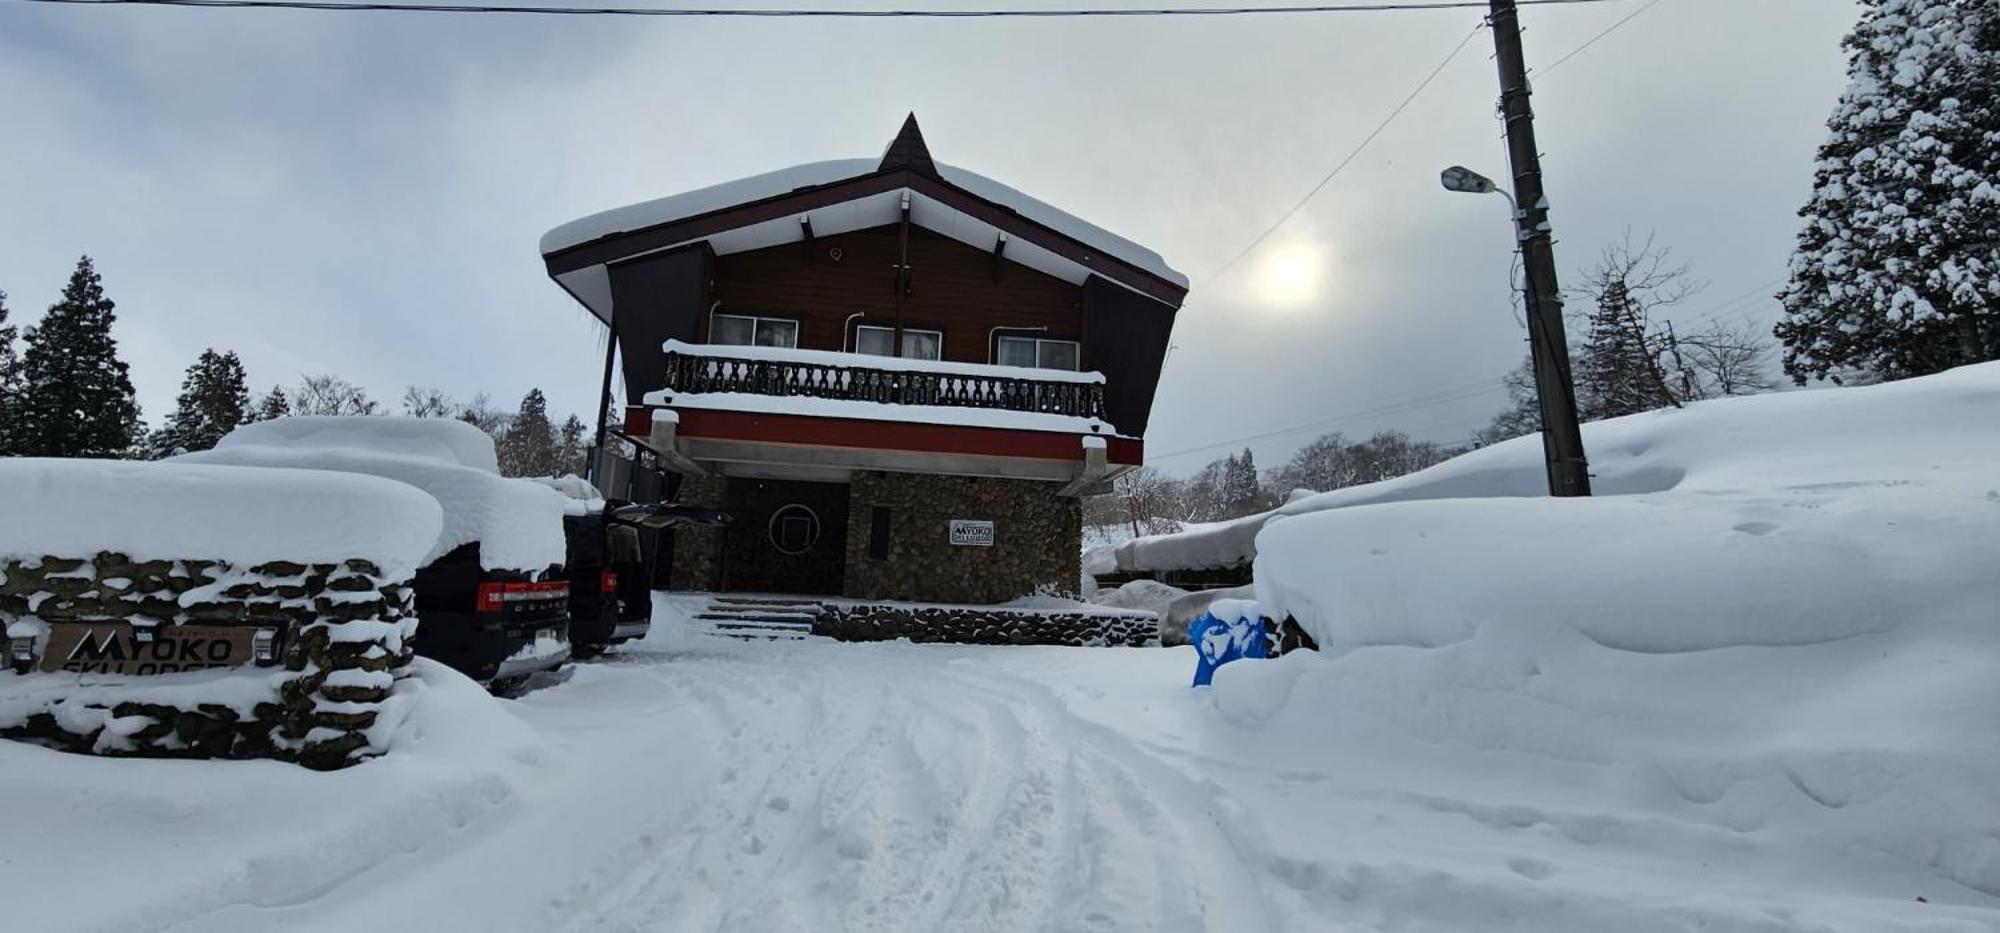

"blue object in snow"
[1189, 602, 1267, 687]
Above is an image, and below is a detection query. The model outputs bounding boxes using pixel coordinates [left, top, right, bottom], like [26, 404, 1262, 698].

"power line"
[1209, 19, 1488, 281]
[1535, 0, 1660, 75]
[1149, 375, 1507, 461]
[0, 0, 1637, 17]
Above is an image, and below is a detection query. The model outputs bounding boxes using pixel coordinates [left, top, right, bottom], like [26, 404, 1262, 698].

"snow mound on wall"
[179, 418, 566, 571]
[1245, 362, 2000, 899]
[1114, 361, 2000, 573]
[0, 458, 443, 578]
[219, 415, 502, 474]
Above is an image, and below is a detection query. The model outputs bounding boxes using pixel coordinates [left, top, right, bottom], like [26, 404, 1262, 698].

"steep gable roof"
[877, 112, 939, 176]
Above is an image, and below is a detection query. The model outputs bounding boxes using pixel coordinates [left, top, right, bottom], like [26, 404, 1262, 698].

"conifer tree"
[1776, 0, 1999, 383]
[152, 349, 251, 456]
[0, 290, 21, 455]
[499, 388, 557, 478]
[17, 257, 141, 458]
[554, 414, 588, 478]
[245, 386, 292, 423]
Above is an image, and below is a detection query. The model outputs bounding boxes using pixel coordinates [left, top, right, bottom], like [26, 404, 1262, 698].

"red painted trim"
[623, 404, 1142, 465]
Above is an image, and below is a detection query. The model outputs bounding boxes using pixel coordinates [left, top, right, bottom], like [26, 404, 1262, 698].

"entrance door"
[721, 477, 849, 595]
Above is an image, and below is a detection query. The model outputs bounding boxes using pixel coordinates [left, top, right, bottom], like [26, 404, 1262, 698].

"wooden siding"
[706, 224, 1084, 365]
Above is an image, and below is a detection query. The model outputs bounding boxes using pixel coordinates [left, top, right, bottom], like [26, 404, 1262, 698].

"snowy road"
[5, 593, 1993, 932]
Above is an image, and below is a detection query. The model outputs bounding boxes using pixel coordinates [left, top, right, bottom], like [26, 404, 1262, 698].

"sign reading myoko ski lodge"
[539, 115, 1186, 604]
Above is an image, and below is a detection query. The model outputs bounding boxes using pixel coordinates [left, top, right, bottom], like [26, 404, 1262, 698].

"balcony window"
[995, 335, 1080, 371]
[711, 312, 798, 348]
[854, 325, 943, 361]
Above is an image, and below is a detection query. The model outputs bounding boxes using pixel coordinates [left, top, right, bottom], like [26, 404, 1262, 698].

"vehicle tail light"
[475, 580, 571, 613]
[600, 570, 617, 593]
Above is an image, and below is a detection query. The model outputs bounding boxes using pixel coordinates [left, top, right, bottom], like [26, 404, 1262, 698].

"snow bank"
[220, 415, 502, 474]
[179, 417, 567, 571]
[1113, 361, 2000, 573]
[0, 458, 442, 578]
[1244, 362, 2000, 900]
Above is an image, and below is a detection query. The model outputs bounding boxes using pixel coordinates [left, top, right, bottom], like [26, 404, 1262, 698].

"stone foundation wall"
[842, 472, 1081, 604]
[668, 472, 728, 591]
[0, 552, 417, 770]
[814, 602, 1155, 647]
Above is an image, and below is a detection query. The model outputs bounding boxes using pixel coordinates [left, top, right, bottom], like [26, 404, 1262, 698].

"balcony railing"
[659, 348, 1107, 422]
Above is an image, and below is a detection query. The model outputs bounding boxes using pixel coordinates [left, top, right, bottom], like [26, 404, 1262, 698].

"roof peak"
[877, 112, 937, 176]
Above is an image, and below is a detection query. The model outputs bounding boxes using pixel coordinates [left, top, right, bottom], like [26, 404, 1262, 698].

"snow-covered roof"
[539, 159, 1185, 291]
[179, 417, 566, 572]
[661, 339, 1106, 385]
[0, 458, 444, 579]
[541, 124, 1188, 320]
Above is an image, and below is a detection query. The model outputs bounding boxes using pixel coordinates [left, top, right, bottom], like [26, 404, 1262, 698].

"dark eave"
[543, 168, 1188, 310]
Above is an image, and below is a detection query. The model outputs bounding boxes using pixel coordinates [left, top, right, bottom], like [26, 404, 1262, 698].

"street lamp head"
[1439, 165, 1499, 195]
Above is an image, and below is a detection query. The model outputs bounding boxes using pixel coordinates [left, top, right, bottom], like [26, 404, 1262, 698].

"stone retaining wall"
[0, 551, 417, 770]
[843, 472, 1081, 604]
[813, 602, 1155, 648]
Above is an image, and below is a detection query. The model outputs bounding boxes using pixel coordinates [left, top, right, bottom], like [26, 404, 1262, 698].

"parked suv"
[532, 476, 729, 657]
[177, 417, 573, 690]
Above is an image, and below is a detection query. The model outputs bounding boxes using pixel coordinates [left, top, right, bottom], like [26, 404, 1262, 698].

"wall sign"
[948, 520, 995, 547]
[39, 623, 262, 675]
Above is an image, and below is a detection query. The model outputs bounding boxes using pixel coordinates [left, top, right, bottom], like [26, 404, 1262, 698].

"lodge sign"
[948, 520, 995, 547]
[39, 623, 263, 675]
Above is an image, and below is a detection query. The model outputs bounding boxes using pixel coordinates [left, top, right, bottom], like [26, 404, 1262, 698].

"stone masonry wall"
[0, 552, 418, 770]
[668, 472, 728, 591]
[842, 472, 1081, 604]
[815, 603, 1155, 647]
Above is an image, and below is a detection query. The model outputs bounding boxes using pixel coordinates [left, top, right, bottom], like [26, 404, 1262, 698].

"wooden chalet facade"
[540, 115, 1186, 603]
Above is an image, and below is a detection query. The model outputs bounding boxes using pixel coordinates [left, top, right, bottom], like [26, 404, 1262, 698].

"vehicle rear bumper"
[611, 619, 651, 640]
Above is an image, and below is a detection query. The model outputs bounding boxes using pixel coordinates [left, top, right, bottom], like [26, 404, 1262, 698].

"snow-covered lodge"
[538, 116, 1187, 603]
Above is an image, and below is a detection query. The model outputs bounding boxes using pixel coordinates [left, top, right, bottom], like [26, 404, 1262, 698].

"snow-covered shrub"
[0, 459, 443, 769]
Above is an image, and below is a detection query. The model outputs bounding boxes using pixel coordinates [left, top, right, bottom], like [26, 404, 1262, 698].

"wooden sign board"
[948, 520, 995, 547]
[39, 623, 262, 675]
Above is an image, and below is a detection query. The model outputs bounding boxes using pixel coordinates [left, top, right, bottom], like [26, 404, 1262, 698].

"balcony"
[653, 340, 1107, 423]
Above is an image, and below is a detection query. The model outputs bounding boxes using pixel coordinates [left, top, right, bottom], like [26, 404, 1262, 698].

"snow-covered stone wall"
[0, 459, 444, 770]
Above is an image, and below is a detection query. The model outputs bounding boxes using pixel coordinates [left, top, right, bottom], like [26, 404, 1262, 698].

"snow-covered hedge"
[1243, 362, 2000, 897]
[0, 459, 445, 769]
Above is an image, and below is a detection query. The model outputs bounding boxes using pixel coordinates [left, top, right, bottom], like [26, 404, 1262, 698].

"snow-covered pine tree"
[1577, 279, 1666, 419]
[158, 348, 251, 455]
[1776, 0, 2000, 383]
[16, 257, 141, 458]
[0, 290, 22, 455]
[554, 414, 588, 477]
[1220, 447, 1264, 516]
[499, 388, 557, 478]
[245, 386, 292, 423]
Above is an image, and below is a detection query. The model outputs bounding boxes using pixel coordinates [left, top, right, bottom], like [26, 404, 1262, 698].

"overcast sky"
[1, 0, 1857, 476]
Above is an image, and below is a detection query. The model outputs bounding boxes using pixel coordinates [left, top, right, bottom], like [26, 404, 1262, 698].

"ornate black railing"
[659, 350, 1107, 421]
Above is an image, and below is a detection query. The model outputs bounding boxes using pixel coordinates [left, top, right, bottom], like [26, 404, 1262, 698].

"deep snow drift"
[1248, 362, 2000, 909]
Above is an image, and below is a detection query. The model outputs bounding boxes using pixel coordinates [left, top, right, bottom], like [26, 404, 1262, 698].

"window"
[854, 325, 943, 361]
[711, 313, 798, 349]
[995, 335, 1081, 371]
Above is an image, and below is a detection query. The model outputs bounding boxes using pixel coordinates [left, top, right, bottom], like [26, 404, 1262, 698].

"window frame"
[709, 311, 800, 349]
[993, 335, 1082, 371]
[853, 324, 945, 361]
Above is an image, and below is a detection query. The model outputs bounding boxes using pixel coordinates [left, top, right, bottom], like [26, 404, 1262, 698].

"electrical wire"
[1208, 19, 1487, 282]
[0, 0, 1635, 16]
[1535, 0, 1660, 75]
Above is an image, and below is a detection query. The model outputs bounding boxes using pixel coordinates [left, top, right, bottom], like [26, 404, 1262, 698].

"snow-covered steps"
[697, 596, 823, 641]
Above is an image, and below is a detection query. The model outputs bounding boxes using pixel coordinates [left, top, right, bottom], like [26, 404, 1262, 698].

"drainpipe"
[893, 192, 911, 352]
[841, 311, 866, 352]
[988, 324, 1049, 365]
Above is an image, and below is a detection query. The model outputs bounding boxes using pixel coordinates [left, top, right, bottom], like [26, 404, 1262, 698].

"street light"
[1440, 161, 1593, 497]
[1439, 165, 1515, 211]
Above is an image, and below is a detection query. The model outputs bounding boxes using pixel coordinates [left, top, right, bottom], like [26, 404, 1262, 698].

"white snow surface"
[0, 458, 442, 577]
[539, 158, 1187, 289]
[177, 418, 566, 571]
[661, 338, 1108, 384]
[3, 590, 1990, 931]
[218, 415, 502, 474]
[644, 390, 1113, 436]
[1110, 361, 2000, 573]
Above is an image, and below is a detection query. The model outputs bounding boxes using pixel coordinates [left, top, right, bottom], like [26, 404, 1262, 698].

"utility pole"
[1489, 0, 1591, 496]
